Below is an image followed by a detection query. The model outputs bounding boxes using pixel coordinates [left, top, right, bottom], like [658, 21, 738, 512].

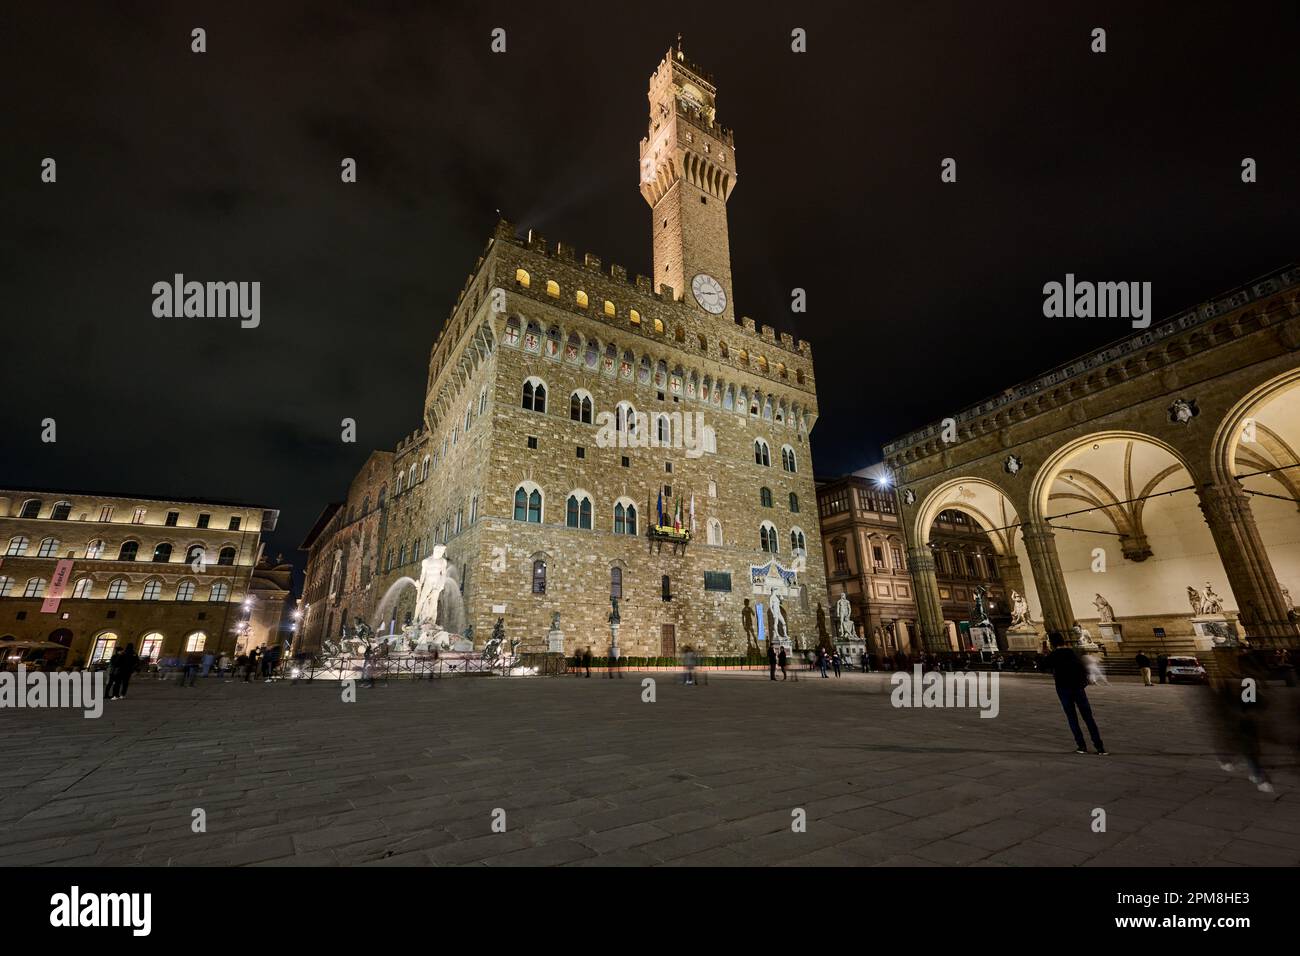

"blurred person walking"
[1045, 632, 1108, 755]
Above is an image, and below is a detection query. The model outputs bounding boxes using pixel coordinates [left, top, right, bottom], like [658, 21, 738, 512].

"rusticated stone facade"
[299, 43, 830, 657]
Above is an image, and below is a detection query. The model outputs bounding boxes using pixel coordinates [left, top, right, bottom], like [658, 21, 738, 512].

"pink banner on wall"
[42, 558, 75, 613]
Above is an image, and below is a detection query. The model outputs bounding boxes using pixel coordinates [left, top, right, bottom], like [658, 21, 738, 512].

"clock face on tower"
[691, 273, 727, 314]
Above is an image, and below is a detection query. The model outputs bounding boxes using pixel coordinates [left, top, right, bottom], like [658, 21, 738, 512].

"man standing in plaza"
[1047, 632, 1108, 755]
[767, 643, 777, 681]
[777, 646, 788, 680]
[1135, 649, 1152, 686]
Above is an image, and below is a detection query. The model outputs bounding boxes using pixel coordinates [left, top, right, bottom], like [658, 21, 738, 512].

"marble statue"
[414, 544, 449, 627]
[770, 592, 787, 642]
[550, 611, 561, 631]
[1072, 621, 1096, 646]
[1093, 593, 1114, 623]
[1200, 582, 1224, 615]
[609, 596, 620, 625]
[1281, 583, 1294, 609]
[1187, 582, 1225, 616]
[835, 590, 853, 639]
[1009, 590, 1032, 628]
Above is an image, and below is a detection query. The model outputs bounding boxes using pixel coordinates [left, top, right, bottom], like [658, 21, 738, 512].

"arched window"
[19, 499, 42, 519]
[106, 578, 128, 600]
[6, 536, 29, 557]
[698, 334, 708, 352]
[674, 326, 686, 343]
[566, 493, 593, 530]
[707, 518, 723, 546]
[789, 492, 800, 513]
[85, 539, 104, 559]
[218, 546, 237, 566]
[422, 455, 431, 480]
[754, 439, 771, 467]
[604, 300, 616, 317]
[139, 632, 163, 660]
[576, 290, 589, 308]
[760, 522, 779, 554]
[522, 377, 547, 413]
[661, 574, 672, 601]
[569, 391, 593, 424]
[408, 463, 418, 486]
[546, 279, 560, 298]
[141, 579, 162, 601]
[72, 578, 93, 599]
[23, 577, 48, 598]
[118, 541, 139, 561]
[176, 580, 196, 602]
[796, 369, 805, 385]
[50, 501, 72, 520]
[629, 309, 641, 326]
[760, 487, 773, 508]
[152, 543, 172, 563]
[610, 566, 623, 599]
[515, 268, 530, 288]
[653, 318, 664, 334]
[782, 445, 797, 473]
[395, 472, 405, 495]
[532, 559, 547, 594]
[90, 633, 118, 662]
[513, 484, 543, 523]
[0, 576, 12, 598]
[37, 536, 60, 558]
[479, 385, 489, 415]
[790, 528, 807, 553]
[720, 342, 729, 359]
[504, 315, 521, 346]
[616, 402, 638, 437]
[613, 500, 638, 535]
[209, 581, 230, 602]
[656, 415, 671, 445]
[185, 631, 207, 653]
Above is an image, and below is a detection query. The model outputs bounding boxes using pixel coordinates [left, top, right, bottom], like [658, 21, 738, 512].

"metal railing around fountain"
[287, 653, 567, 682]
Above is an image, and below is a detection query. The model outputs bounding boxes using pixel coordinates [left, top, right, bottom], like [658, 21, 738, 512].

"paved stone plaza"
[1, 670, 1297, 866]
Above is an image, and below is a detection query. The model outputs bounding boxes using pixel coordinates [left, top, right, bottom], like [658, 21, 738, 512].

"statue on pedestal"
[414, 545, 449, 628]
[770, 592, 788, 643]
[1093, 593, 1115, 623]
[1009, 590, 1032, 628]
[835, 590, 853, 640]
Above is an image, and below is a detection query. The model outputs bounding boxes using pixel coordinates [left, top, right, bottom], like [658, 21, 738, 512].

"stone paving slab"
[0, 671, 1296, 866]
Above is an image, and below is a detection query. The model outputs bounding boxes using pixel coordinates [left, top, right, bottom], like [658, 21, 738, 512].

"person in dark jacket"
[767, 643, 777, 681]
[1046, 632, 1108, 755]
[106, 648, 125, 699]
[778, 646, 788, 680]
[1135, 650, 1152, 686]
[115, 643, 139, 698]
[1156, 653, 1169, 684]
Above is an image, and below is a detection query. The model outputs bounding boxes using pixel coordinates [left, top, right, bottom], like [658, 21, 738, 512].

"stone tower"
[639, 39, 737, 323]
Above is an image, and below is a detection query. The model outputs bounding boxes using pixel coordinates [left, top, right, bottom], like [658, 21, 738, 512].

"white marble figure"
[1093, 593, 1114, 623]
[1009, 590, 1032, 628]
[770, 592, 788, 643]
[1282, 583, 1294, 610]
[414, 545, 449, 630]
[1200, 582, 1224, 616]
[835, 590, 854, 639]
[1187, 582, 1225, 616]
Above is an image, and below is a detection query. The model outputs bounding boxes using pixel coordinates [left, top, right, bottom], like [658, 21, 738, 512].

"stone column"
[1019, 522, 1075, 636]
[907, 546, 948, 653]
[1197, 482, 1299, 646]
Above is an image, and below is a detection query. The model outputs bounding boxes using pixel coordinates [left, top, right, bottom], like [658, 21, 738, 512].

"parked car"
[1166, 655, 1208, 684]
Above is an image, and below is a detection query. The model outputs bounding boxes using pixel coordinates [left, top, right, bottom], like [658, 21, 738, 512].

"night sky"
[3, 1, 1297, 581]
